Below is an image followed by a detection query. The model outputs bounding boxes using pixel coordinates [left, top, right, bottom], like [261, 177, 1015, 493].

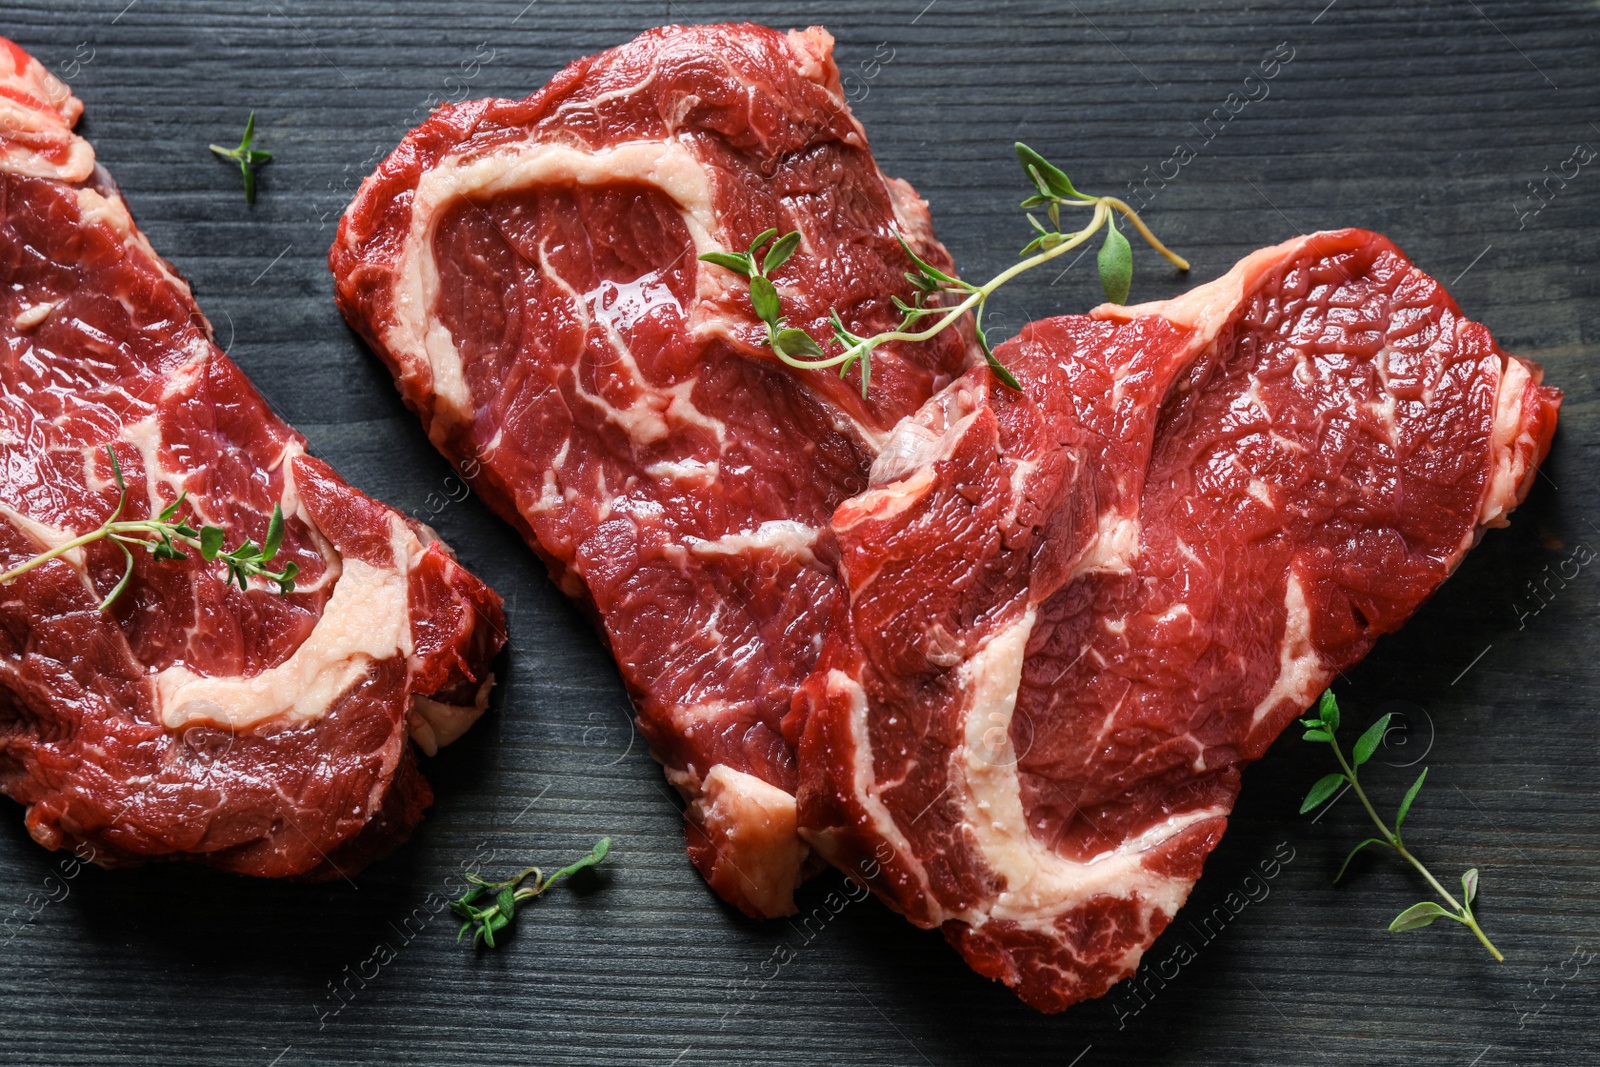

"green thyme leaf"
[1097, 218, 1133, 305]
[1462, 868, 1479, 907]
[263, 504, 285, 560]
[774, 328, 824, 360]
[1014, 142, 1083, 201]
[699, 251, 754, 277]
[748, 275, 781, 325]
[762, 231, 801, 275]
[273, 561, 299, 596]
[1352, 713, 1393, 767]
[106, 445, 126, 493]
[1299, 772, 1346, 814]
[985, 350, 1023, 392]
[99, 542, 136, 612]
[1317, 690, 1340, 732]
[1389, 901, 1450, 933]
[547, 836, 611, 886]
[0, 446, 296, 611]
[893, 233, 959, 286]
[747, 228, 779, 256]
[1302, 729, 1335, 744]
[1396, 767, 1428, 831]
[200, 526, 225, 560]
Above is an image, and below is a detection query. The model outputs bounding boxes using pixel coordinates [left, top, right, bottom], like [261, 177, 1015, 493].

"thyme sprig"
[1299, 692, 1502, 961]
[0, 446, 298, 611]
[698, 143, 1188, 397]
[450, 837, 611, 949]
[209, 111, 271, 204]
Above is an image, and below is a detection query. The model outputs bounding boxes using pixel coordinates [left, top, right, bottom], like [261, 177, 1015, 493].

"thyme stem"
[0, 446, 297, 610]
[1301, 692, 1503, 962]
[701, 144, 1188, 396]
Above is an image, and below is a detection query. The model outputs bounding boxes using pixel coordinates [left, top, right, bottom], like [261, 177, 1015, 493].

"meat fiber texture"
[0, 39, 506, 879]
[795, 229, 1560, 1011]
[330, 24, 974, 916]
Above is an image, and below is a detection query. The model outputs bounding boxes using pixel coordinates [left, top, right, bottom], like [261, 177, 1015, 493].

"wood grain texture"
[0, 1, 1597, 1064]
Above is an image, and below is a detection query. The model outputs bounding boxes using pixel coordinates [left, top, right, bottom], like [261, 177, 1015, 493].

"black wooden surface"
[1, 2, 1597, 1064]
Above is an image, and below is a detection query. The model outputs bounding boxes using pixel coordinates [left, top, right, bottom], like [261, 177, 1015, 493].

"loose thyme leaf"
[1389, 901, 1450, 933]
[1393, 768, 1426, 832]
[1352, 713, 1393, 767]
[1299, 772, 1346, 814]
[1097, 219, 1133, 305]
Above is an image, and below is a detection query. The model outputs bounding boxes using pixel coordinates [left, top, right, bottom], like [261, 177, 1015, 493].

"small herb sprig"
[451, 837, 611, 948]
[1299, 692, 1502, 961]
[0, 445, 298, 611]
[209, 111, 271, 204]
[698, 143, 1188, 397]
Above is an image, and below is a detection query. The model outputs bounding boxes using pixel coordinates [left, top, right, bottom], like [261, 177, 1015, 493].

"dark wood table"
[2, 1, 1596, 1063]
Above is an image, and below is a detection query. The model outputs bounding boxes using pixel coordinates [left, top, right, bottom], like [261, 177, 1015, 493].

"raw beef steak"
[331, 24, 973, 915]
[0, 39, 505, 878]
[796, 229, 1560, 1009]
